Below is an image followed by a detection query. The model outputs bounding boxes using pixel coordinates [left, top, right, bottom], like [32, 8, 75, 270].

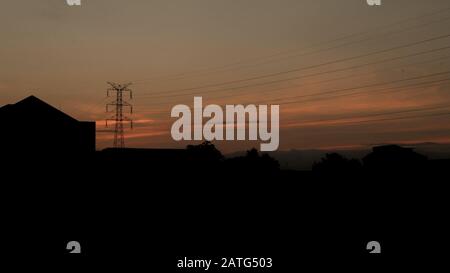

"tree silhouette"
[186, 141, 224, 162]
[225, 148, 280, 175]
[312, 153, 361, 174]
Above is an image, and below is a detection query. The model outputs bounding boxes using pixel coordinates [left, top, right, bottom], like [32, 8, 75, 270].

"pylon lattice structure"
[106, 82, 133, 148]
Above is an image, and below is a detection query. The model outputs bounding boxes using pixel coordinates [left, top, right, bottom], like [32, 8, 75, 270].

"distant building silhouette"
[362, 144, 427, 172]
[0, 96, 95, 156]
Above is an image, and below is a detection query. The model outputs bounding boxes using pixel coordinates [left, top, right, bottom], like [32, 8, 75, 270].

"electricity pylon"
[106, 82, 133, 148]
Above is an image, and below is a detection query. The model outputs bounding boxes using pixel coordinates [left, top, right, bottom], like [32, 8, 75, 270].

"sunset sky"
[1, 0, 450, 152]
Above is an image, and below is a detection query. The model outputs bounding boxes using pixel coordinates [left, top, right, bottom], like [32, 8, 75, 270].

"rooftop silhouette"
[0, 95, 96, 156]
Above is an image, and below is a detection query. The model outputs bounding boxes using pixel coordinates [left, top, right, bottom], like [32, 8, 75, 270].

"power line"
[133, 76, 450, 118]
[132, 6, 450, 84]
[182, 12, 450, 80]
[139, 33, 450, 97]
[135, 69, 450, 109]
[136, 102, 450, 133]
[265, 70, 450, 105]
[257, 54, 450, 96]
[140, 45, 450, 100]
[206, 67, 450, 107]
[289, 77, 450, 106]
[284, 104, 450, 126]
[287, 109, 450, 129]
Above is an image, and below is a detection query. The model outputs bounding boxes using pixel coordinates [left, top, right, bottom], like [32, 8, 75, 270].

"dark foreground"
[2, 148, 449, 271]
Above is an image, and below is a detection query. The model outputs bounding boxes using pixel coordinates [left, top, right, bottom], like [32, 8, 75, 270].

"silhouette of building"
[0, 96, 95, 156]
[362, 144, 427, 171]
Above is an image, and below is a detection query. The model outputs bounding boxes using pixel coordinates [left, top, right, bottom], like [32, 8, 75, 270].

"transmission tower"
[105, 82, 133, 148]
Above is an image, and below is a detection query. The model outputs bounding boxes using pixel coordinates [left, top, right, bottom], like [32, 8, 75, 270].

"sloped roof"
[0, 95, 78, 123]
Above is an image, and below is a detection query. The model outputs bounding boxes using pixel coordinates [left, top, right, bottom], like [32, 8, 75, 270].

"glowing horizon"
[2, 0, 450, 153]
